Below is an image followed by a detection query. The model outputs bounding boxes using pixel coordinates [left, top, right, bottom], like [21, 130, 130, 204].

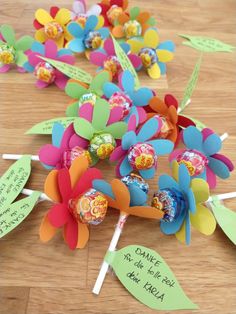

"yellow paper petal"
[77, 223, 89, 248]
[35, 28, 47, 43]
[156, 49, 174, 62]
[144, 29, 159, 49]
[35, 9, 53, 25]
[175, 220, 186, 243]
[63, 26, 73, 42]
[55, 8, 71, 25]
[126, 39, 144, 53]
[147, 63, 161, 79]
[191, 178, 209, 203]
[190, 204, 216, 235]
[95, 16, 104, 30]
[54, 35, 65, 48]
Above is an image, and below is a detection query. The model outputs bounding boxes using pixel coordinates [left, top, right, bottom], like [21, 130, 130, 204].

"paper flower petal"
[35, 9, 53, 25]
[158, 41, 175, 52]
[73, 0, 85, 14]
[55, 8, 71, 25]
[187, 189, 196, 213]
[44, 39, 58, 58]
[104, 38, 115, 55]
[69, 156, 89, 189]
[183, 126, 203, 151]
[137, 117, 159, 142]
[87, 4, 102, 16]
[119, 70, 134, 93]
[35, 28, 47, 43]
[104, 122, 127, 139]
[139, 167, 155, 179]
[122, 131, 137, 150]
[126, 205, 163, 219]
[212, 153, 234, 171]
[72, 168, 102, 198]
[31, 41, 45, 54]
[178, 163, 190, 193]
[112, 25, 125, 38]
[15, 35, 34, 51]
[203, 133, 222, 156]
[137, 11, 150, 24]
[77, 222, 89, 248]
[147, 139, 174, 156]
[55, 75, 68, 90]
[67, 22, 84, 38]
[107, 106, 123, 124]
[129, 185, 147, 206]
[127, 38, 144, 54]
[208, 157, 230, 179]
[103, 82, 120, 98]
[44, 170, 61, 202]
[57, 168, 72, 203]
[128, 53, 142, 68]
[144, 29, 159, 49]
[190, 204, 216, 235]
[52, 123, 64, 147]
[190, 178, 209, 203]
[84, 15, 98, 33]
[98, 27, 110, 39]
[74, 118, 95, 140]
[119, 156, 132, 176]
[0, 64, 10, 72]
[68, 38, 85, 53]
[156, 50, 174, 62]
[206, 166, 217, 189]
[90, 71, 110, 96]
[64, 214, 78, 250]
[132, 87, 153, 106]
[90, 51, 107, 66]
[79, 103, 93, 121]
[169, 148, 185, 162]
[161, 210, 186, 235]
[147, 63, 161, 79]
[39, 144, 61, 166]
[65, 81, 87, 99]
[39, 214, 57, 242]
[1, 24, 16, 45]
[92, 99, 110, 130]
[92, 179, 115, 198]
[48, 203, 70, 227]
[127, 114, 137, 131]
[110, 146, 126, 162]
[158, 174, 180, 191]
[69, 134, 88, 150]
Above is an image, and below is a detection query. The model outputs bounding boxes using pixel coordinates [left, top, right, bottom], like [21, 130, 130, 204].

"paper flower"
[110, 116, 174, 179]
[65, 71, 111, 116]
[24, 40, 75, 89]
[39, 123, 90, 169]
[169, 126, 234, 189]
[39, 156, 107, 250]
[67, 16, 110, 57]
[156, 161, 216, 244]
[103, 70, 153, 122]
[127, 29, 175, 79]
[97, 0, 129, 27]
[0, 24, 34, 73]
[112, 6, 155, 40]
[93, 178, 164, 218]
[90, 38, 142, 81]
[71, 0, 102, 26]
[34, 6, 72, 48]
[145, 94, 195, 143]
[74, 98, 128, 163]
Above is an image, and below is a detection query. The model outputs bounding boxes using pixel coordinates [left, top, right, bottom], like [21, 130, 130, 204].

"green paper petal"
[0, 24, 16, 46]
[104, 121, 127, 139]
[147, 17, 157, 26]
[130, 7, 140, 20]
[15, 36, 34, 52]
[92, 99, 110, 131]
[16, 51, 27, 67]
[65, 81, 88, 99]
[74, 117, 95, 140]
[90, 71, 110, 96]
[66, 101, 79, 117]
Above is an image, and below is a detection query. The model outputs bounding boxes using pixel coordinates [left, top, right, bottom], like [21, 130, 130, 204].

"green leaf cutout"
[74, 118, 95, 140]
[130, 7, 140, 20]
[92, 99, 110, 130]
[147, 17, 157, 26]
[38, 56, 92, 83]
[26, 117, 77, 135]
[111, 34, 140, 88]
[0, 24, 16, 46]
[180, 114, 206, 131]
[16, 51, 27, 67]
[210, 196, 236, 245]
[104, 122, 128, 139]
[89, 71, 110, 96]
[0, 191, 41, 238]
[15, 35, 34, 52]
[179, 34, 235, 53]
[65, 81, 88, 99]
[105, 245, 198, 310]
[66, 101, 79, 117]
[180, 55, 202, 111]
[0, 156, 31, 210]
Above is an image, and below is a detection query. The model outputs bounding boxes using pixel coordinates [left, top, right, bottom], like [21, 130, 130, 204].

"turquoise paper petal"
[160, 210, 186, 235]
[31, 41, 45, 54]
[208, 157, 230, 179]
[187, 189, 196, 213]
[24, 62, 34, 72]
[103, 82, 121, 98]
[195, 168, 207, 180]
[92, 179, 115, 198]
[139, 167, 156, 179]
[203, 134, 222, 156]
[68, 38, 85, 53]
[67, 22, 84, 38]
[158, 62, 166, 75]
[131, 87, 153, 107]
[183, 126, 203, 151]
[120, 156, 132, 176]
[124, 106, 139, 124]
[129, 185, 147, 206]
[137, 117, 159, 142]
[120, 42, 130, 54]
[122, 131, 137, 150]
[98, 27, 110, 39]
[84, 15, 98, 33]
[52, 123, 65, 147]
[178, 163, 191, 193]
[158, 41, 175, 52]
[185, 211, 191, 245]
[147, 139, 174, 156]
[57, 48, 73, 56]
[121, 70, 135, 93]
[158, 174, 180, 191]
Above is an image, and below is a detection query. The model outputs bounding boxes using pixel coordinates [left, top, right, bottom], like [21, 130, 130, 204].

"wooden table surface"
[0, 1, 236, 313]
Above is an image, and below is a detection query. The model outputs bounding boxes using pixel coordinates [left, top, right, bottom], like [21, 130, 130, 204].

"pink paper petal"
[169, 148, 185, 162]
[17, 66, 26, 73]
[72, 168, 102, 198]
[110, 145, 126, 162]
[103, 38, 115, 55]
[28, 53, 41, 67]
[128, 114, 137, 131]
[39, 144, 62, 166]
[60, 124, 75, 150]
[107, 106, 123, 124]
[202, 128, 214, 141]
[0, 64, 10, 72]
[212, 153, 234, 171]
[55, 75, 68, 90]
[45, 40, 58, 58]
[64, 214, 78, 250]
[58, 54, 76, 65]
[36, 79, 49, 89]
[69, 134, 88, 149]
[128, 54, 142, 69]
[58, 168, 72, 202]
[48, 203, 70, 228]
[90, 51, 107, 66]
[206, 165, 217, 189]
[79, 103, 93, 122]
[137, 107, 147, 124]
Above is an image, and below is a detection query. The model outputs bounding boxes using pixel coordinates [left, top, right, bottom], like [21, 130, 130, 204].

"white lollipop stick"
[2, 154, 39, 161]
[207, 191, 236, 203]
[92, 213, 128, 295]
[220, 132, 228, 142]
[177, 98, 191, 114]
[21, 188, 52, 202]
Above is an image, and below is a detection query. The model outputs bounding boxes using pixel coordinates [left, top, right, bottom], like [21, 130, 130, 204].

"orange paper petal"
[117, 12, 130, 24]
[149, 96, 168, 115]
[168, 105, 178, 124]
[125, 206, 164, 219]
[110, 179, 130, 211]
[123, 0, 129, 10]
[44, 170, 61, 203]
[39, 214, 57, 242]
[69, 156, 89, 189]
[77, 222, 89, 248]
[112, 25, 125, 38]
[137, 12, 150, 24]
[168, 126, 178, 143]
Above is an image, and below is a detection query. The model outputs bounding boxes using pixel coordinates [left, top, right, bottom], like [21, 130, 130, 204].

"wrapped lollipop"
[71, 0, 102, 27]
[97, 0, 129, 27]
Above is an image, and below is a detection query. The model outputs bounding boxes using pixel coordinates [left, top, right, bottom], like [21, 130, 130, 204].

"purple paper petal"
[39, 144, 62, 166]
[110, 145, 126, 162]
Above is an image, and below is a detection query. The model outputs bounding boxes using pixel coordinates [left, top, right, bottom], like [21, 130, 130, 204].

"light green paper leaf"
[147, 17, 157, 26]
[0, 24, 16, 46]
[0, 191, 41, 238]
[74, 117, 95, 140]
[66, 101, 79, 117]
[104, 121, 127, 139]
[65, 81, 88, 99]
[111, 34, 140, 88]
[92, 99, 110, 130]
[130, 7, 140, 20]
[105, 245, 198, 310]
[180, 114, 206, 131]
[0, 156, 31, 211]
[180, 55, 202, 111]
[179, 34, 235, 53]
[38, 56, 92, 83]
[15, 35, 34, 52]
[89, 71, 110, 96]
[210, 196, 236, 245]
[16, 51, 27, 67]
[26, 117, 77, 135]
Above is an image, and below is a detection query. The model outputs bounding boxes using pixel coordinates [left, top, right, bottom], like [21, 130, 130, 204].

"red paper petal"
[58, 168, 72, 202]
[48, 203, 70, 227]
[33, 19, 43, 29]
[206, 166, 217, 189]
[64, 215, 78, 250]
[50, 6, 60, 18]
[178, 115, 195, 128]
[164, 94, 178, 109]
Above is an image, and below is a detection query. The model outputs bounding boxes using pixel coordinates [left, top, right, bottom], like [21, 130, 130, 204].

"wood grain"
[0, 0, 236, 313]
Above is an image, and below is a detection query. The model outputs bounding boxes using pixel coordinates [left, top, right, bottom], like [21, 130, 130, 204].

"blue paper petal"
[147, 139, 174, 156]
[42, 163, 54, 170]
[98, 27, 110, 39]
[160, 210, 186, 235]
[31, 41, 45, 54]
[120, 156, 132, 176]
[67, 22, 84, 38]
[129, 185, 147, 206]
[84, 15, 98, 33]
[57, 48, 73, 57]
[139, 167, 156, 179]
[103, 82, 120, 98]
[137, 117, 159, 142]
[52, 123, 65, 147]
[183, 126, 203, 151]
[158, 62, 166, 75]
[203, 134, 222, 156]
[124, 106, 139, 124]
[122, 131, 137, 150]
[68, 38, 85, 53]
[23, 61, 34, 72]
[92, 179, 115, 198]
[178, 163, 191, 193]
[185, 211, 191, 245]
[187, 189, 196, 213]
[158, 174, 180, 191]
[158, 40, 175, 52]
[208, 157, 230, 179]
[122, 70, 135, 93]
[120, 42, 130, 54]
[132, 87, 153, 107]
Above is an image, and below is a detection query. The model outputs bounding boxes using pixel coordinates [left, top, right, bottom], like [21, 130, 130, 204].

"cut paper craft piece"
[179, 34, 235, 53]
[97, 0, 128, 27]
[105, 245, 198, 310]
[180, 55, 202, 111]
[180, 114, 206, 131]
[38, 56, 92, 83]
[111, 35, 140, 88]
[26, 117, 77, 135]
[0, 156, 32, 210]
[0, 191, 41, 238]
[209, 196, 236, 245]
